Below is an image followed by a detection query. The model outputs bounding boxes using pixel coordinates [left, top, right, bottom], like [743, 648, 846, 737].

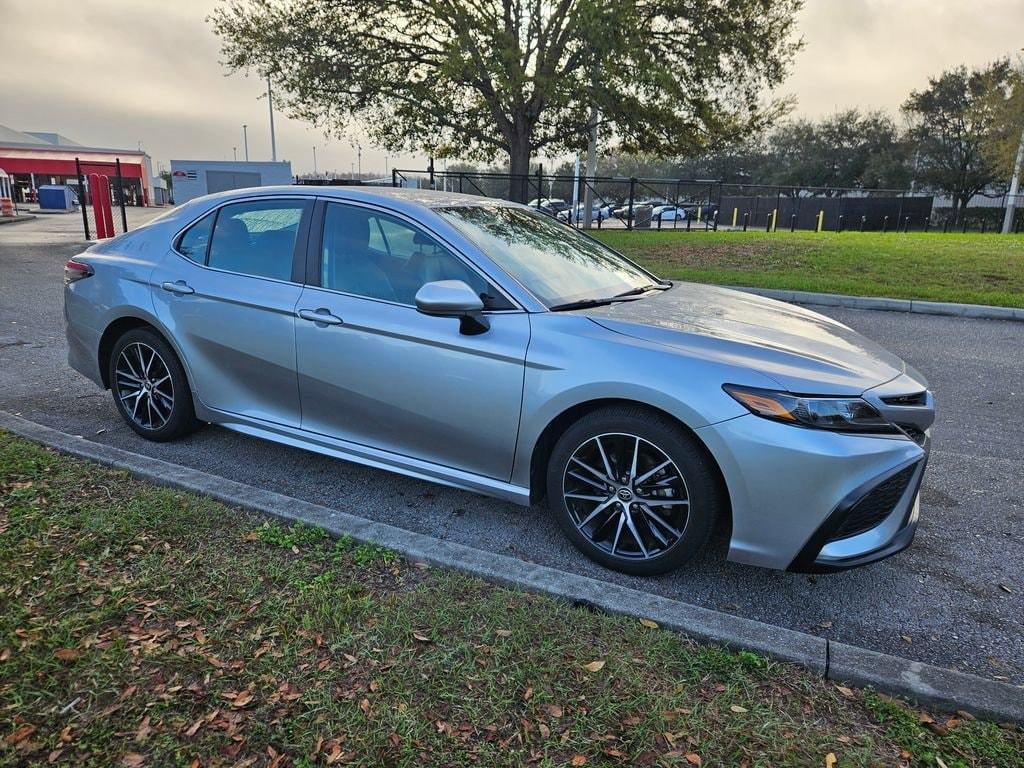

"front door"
[151, 197, 312, 426]
[294, 201, 529, 481]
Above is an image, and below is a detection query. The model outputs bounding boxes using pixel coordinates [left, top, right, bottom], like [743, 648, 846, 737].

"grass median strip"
[595, 230, 1024, 309]
[1, 433, 1021, 767]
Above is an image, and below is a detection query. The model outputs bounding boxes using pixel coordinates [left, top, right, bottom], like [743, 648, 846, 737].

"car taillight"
[64, 260, 94, 284]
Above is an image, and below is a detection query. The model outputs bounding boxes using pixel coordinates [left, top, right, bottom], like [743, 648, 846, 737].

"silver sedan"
[64, 187, 934, 575]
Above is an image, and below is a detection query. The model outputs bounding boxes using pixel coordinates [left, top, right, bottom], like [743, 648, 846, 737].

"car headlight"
[723, 384, 898, 434]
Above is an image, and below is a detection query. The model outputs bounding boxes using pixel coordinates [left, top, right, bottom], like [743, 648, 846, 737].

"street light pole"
[356, 143, 362, 178]
[242, 124, 249, 162]
[233, 147, 237, 161]
[267, 78, 277, 162]
[1001, 123, 1024, 234]
[312, 146, 318, 175]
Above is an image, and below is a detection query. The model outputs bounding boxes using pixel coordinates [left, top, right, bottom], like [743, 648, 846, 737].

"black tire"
[546, 405, 723, 576]
[108, 327, 200, 442]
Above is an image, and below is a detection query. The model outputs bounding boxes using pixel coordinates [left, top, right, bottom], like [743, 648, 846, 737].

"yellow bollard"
[816, 210, 824, 232]
[732, 207, 738, 227]
[771, 208, 778, 232]
[696, 205, 702, 224]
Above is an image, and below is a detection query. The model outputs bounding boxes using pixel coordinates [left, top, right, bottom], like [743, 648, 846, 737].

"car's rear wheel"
[546, 406, 722, 576]
[109, 328, 199, 442]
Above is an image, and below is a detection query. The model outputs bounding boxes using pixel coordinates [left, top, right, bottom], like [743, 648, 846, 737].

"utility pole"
[242, 124, 249, 161]
[1002, 123, 1024, 234]
[267, 78, 277, 162]
[312, 146, 318, 175]
[233, 147, 237, 161]
[357, 143, 362, 178]
[582, 105, 599, 228]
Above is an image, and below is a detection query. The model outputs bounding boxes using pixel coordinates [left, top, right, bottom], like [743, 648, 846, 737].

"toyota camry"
[64, 187, 934, 575]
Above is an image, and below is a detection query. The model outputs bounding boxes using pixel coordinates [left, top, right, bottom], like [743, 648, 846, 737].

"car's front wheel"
[546, 406, 723, 576]
[109, 327, 199, 442]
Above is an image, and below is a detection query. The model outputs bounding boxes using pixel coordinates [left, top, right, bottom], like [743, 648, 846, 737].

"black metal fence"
[390, 167, 1023, 234]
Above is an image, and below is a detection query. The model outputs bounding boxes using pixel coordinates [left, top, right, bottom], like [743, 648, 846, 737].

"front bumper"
[697, 414, 929, 572]
[787, 446, 927, 573]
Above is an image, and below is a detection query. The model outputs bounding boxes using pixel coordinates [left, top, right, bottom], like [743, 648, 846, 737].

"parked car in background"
[556, 202, 613, 224]
[64, 187, 934, 577]
[527, 198, 570, 217]
[652, 205, 687, 221]
[612, 202, 654, 221]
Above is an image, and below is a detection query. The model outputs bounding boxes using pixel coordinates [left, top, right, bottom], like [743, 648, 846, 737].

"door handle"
[297, 308, 343, 326]
[162, 280, 194, 295]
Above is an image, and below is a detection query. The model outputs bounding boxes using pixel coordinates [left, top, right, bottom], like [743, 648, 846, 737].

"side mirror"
[415, 280, 489, 335]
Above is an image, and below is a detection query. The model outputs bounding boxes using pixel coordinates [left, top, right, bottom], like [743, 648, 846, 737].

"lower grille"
[828, 464, 917, 542]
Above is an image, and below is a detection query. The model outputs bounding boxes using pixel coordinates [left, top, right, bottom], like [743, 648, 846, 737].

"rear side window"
[207, 200, 307, 281]
[176, 211, 214, 263]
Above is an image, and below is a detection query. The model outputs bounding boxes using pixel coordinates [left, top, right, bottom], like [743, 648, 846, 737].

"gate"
[74, 157, 131, 241]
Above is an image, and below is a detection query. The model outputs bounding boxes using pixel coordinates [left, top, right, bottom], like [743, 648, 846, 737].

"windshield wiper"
[548, 282, 671, 312]
[612, 282, 672, 299]
[547, 297, 618, 312]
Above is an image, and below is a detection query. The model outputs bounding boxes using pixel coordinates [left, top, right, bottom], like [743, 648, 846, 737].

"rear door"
[151, 197, 312, 426]
[293, 200, 530, 481]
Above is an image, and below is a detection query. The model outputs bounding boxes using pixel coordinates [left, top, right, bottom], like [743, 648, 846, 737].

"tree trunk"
[507, 134, 531, 204]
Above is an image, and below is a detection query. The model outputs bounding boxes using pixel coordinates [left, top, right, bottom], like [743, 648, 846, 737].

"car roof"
[194, 185, 515, 213]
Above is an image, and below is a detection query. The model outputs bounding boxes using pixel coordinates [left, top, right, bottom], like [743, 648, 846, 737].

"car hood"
[573, 282, 915, 395]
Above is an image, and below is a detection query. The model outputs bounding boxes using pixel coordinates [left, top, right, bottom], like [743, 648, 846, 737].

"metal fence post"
[75, 157, 90, 241]
[115, 158, 128, 233]
[882, 215, 889, 233]
[391, 168, 398, 187]
[428, 157, 435, 189]
[627, 177, 636, 230]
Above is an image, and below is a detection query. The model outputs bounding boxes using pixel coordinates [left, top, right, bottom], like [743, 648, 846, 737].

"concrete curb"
[2, 410, 1021, 723]
[734, 286, 1024, 322]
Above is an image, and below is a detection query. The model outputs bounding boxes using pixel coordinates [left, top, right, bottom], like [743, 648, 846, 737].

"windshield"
[436, 205, 659, 308]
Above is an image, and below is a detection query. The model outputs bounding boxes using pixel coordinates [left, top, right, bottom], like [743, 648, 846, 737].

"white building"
[169, 160, 293, 203]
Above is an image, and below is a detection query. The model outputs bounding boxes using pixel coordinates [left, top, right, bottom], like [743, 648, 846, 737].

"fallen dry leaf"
[639, 618, 659, 629]
[686, 753, 702, 766]
[413, 632, 432, 642]
[122, 753, 145, 767]
[582, 660, 606, 673]
[5, 725, 35, 746]
[134, 716, 153, 743]
[542, 704, 563, 718]
[730, 705, 748, 714]
[825, 753, 837, 768]
[570, 755, 587, 766]
[231, 690, 254, 709]
[495, 629, 512, 638]
[54, 648, 78, 662]
[835, 685, 855, 699]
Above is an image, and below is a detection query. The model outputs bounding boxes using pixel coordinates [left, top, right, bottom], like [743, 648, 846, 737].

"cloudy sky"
[3, 0, 1022, 176]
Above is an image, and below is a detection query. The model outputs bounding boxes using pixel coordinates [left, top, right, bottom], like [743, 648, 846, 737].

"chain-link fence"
[391, 168, 1024, 234]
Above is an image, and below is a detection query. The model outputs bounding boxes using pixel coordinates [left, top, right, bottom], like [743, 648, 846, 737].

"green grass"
[594, 230, 1024, 308]
[1, 433, 1021, 767]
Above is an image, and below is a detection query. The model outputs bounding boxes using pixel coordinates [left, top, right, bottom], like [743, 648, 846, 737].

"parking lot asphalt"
[2, 213, 1022, 686]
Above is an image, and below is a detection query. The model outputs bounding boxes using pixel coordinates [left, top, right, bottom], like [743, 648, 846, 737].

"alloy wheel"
[561, 432, 690, 561]
[114, 342, 175, 431]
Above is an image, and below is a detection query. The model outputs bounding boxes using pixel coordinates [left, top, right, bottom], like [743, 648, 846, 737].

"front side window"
[176, 211, 214, 263]
[207, 200, 306, 281]
[436, 205, 659, 308]
[320, 203, 511, 308]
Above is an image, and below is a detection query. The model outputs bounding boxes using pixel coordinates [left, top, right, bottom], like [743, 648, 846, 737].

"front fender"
[510, 314, 777, 489]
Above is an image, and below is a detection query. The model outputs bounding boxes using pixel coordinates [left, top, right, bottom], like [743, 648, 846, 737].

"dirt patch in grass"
[1, 433, 1021, 767]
